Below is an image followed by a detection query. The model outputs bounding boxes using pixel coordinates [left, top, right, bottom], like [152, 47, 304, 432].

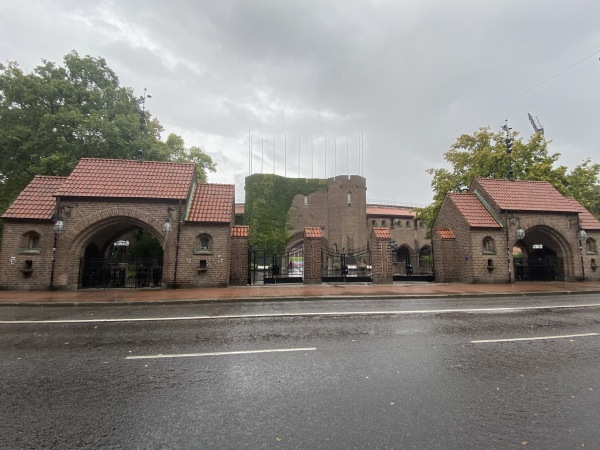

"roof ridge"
[79, 157, 195, 166]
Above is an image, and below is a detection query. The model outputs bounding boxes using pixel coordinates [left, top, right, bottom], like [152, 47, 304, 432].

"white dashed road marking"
[126, 347, 317, 360]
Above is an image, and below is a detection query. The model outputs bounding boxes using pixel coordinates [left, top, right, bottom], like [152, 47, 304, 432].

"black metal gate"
[248, 247, 304, 285]
[322, 247, 371, 282]
[514, 255, 563, 281]
[78, 258, 163, 289]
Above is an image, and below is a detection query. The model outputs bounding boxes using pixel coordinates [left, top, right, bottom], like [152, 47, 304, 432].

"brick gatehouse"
[432, 178, 600, 283]
[0, 158, 248, 290]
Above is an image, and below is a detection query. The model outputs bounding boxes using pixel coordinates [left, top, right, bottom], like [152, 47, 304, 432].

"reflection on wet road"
[1, 293, 600, 448]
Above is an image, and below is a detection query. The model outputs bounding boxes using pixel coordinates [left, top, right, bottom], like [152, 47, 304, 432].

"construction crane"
[527, 113, 544, 135]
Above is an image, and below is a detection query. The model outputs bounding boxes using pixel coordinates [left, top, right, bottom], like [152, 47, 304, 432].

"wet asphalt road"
[2, 294, 600, 449]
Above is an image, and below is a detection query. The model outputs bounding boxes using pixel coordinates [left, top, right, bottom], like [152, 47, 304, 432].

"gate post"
[370, 227, 393, 284]
[304, 227, 323, 284]
[230, 225, 249, 285]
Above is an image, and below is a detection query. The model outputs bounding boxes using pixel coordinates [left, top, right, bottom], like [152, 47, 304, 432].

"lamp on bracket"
[53, 205, 72, 234]
[163, 207, 175, 235]
[508, 216, 525, 240]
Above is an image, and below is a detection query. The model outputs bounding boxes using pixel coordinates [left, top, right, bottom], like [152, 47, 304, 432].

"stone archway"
[512, 225, 574, 281]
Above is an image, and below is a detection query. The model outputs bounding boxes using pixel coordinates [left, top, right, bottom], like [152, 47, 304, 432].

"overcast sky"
[2, 0, 599, 205]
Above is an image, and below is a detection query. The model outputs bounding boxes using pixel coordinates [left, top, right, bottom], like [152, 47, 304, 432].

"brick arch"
[516, 224, 575, 279]
[66, 208, 167, 263]
[285, 231, 305, 253]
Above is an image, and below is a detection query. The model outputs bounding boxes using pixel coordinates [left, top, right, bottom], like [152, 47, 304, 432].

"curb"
[2, 289, 600, 307]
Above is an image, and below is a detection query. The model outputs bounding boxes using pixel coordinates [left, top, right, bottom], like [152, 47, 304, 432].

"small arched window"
[194, 234, 212, 254]
[395, 220, 402, 228]
[19, 231, 41, 254]
[587, 238, 597, 254]
[419, 221, 424, 229]
[371, 219, 377, 226]
[483, 236, 496, 254]
[381, 220, 387, 227]
[303, 195, 309, 205]
[406, 221, 411, 228]
[346, 192, 352, 204]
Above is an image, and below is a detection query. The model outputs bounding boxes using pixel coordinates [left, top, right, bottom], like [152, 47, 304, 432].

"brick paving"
[1, 281, 600, 305]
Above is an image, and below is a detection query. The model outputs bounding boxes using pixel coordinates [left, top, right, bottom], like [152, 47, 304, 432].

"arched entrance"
[71, 214, 166, 289]
[513, 225, 572, 281]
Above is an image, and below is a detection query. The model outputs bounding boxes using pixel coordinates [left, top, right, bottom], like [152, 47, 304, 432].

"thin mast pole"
[284, 133, 287, 177]
[346, 137, 349, 179]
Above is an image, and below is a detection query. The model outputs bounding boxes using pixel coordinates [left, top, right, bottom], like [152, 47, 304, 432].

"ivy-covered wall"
[244, 174, 328, 253]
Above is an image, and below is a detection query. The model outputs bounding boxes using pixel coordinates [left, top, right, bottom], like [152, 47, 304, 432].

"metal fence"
[78, 258, 163, 289]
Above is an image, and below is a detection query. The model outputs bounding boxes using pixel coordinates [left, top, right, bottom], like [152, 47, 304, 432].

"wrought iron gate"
[78, 258, 163, 288]
[322, 247, 371, 282]
[514, 255, 562, 281]
[248, 247, 304, 285]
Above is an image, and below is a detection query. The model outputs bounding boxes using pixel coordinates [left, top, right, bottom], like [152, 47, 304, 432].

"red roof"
[449, 193, 502, 228]
[305, 227, 323, 238]
[437, 228, 456, 239]
[2, 176, 66, 220]
[235, 204, 245, 215]
[188, 183, 234, 223]
[372, 227, 391, 239]
[564, 198, 600, 230]
[475, 178, 579, 212]
[231, 225, 249, 237]
[366, 205, 415, 217]
[55, 158, 195, 200]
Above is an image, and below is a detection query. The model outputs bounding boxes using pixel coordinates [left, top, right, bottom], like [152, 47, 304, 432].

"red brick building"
[432, 178, 600, 283]
[0, 158, 246, 290]
[239, 175, 431, 277]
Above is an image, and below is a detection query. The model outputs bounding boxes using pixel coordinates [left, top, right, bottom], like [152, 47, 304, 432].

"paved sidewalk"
[1, 281, 600, 305]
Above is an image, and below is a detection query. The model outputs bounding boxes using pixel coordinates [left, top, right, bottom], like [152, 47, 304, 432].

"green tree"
[420, 126, 600, 229]
[0, 51, 215, 214]
[162, 133, 216, 183]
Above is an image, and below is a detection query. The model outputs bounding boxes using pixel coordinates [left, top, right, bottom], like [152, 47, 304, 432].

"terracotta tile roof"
[188, 183, 234, 223]
[55, 158, 195, 200]
[449, 193, 502, 228]
[564, 198, 600, 230]
[372, 227, 391, 239]
[475, 178, 579, 212]
[366, 205, 415, 217]
[305, 227, 323, 238]
[235, 204, 245, 215]
[231, 225, 249, 237]
[2, 176, 66, 220]
[437, 228, 456, 239]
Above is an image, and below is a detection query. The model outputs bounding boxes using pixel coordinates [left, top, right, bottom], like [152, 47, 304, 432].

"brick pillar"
[230, 226, 249, 285]
[304, 227, 323, 284]
[370, 227, 393, 284]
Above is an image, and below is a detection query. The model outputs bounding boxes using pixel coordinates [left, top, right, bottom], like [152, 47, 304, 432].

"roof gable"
[55, 158, 195, 200]
[2, 176, 66, 220]
[188, 183, 234, 223]
[448, 193, 502, 228]
[475, 178, 579, 212]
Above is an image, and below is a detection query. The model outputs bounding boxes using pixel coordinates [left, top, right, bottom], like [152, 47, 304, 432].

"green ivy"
[244, 174, 328, 253]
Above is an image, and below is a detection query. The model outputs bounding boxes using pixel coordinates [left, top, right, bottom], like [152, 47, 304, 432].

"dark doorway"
[397, 246, 412, 275]
[515, 247, 560, 281]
